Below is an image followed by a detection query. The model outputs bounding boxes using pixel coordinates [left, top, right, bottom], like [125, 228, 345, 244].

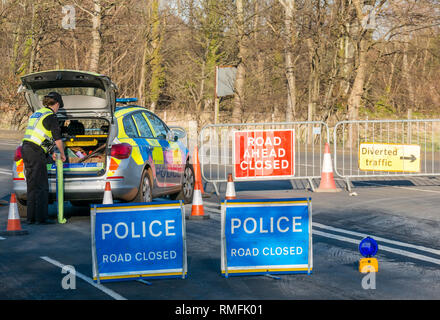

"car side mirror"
[166, 131, 174, 141]
[167, 130, 180, 142]
[168, 127, 187, 145]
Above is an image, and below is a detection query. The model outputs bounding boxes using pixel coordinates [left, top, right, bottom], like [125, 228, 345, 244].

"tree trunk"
[232, 0, 246, 123]
[347, 38, 367, 148]
[148, 0, 164, 113]
[346, 0, 371, 148]
[138, 31, 149, 107]
[253, 1, 265, 91]
[89, 0, 102, 73]
[71, 30, 79, 70]
[198, 59, 206, 113]
[403, 37, 415, 111]
[280, 0, 296, 122]
[306, 38, 320, 142]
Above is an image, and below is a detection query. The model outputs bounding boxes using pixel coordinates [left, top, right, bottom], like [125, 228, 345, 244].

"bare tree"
[279, 0, 297, 122]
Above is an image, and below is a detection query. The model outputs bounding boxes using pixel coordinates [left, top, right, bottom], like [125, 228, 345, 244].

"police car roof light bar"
[116, 98, 138, 104]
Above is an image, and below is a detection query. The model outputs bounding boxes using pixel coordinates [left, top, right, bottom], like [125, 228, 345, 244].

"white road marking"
[40, 256, 127, 300]
[0, 169, 12, 176]
[205, 204, 440, 265]
[0, 141, 20, 146]
[354, 180, 440, 194]
[313, 222, 440, 256]
[313, 229, 440, 265]
[204, 207, 221, 221]
[204, 201, 220, 209]
[0, 236, 5, 240]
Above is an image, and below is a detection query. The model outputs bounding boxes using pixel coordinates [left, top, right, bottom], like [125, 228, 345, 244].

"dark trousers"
[22, 141, 49, 223]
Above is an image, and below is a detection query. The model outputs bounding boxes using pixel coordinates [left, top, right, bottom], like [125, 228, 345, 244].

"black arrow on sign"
[400, 154, 417, 162]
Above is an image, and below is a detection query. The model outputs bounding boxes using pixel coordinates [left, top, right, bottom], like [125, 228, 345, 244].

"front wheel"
[170, 163, 194, 204]
[133, 168, 153, 203]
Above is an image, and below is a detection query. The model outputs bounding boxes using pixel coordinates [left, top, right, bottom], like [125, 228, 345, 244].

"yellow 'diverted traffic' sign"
[359, 142, 421, 172]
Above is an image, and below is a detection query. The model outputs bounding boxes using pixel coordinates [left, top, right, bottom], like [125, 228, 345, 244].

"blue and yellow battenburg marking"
[115, 108, 187, 169]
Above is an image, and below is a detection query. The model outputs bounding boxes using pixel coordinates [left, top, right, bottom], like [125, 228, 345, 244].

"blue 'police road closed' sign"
[221, 198, 312, 277]
[91, 201, 187, 282]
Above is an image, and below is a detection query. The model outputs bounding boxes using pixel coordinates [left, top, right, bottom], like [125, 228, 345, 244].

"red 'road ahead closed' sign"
[233, 129, 295, 180]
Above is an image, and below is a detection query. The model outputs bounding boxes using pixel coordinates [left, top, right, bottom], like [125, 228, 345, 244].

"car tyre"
[134, 168, 153, 203]
[170, 163, 194, 204]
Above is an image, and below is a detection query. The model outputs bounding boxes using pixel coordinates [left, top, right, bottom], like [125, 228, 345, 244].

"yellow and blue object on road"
[359, 236, 379, 273]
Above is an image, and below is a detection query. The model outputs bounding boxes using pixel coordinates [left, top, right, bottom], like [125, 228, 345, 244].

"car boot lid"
[19, 70, 117, 119]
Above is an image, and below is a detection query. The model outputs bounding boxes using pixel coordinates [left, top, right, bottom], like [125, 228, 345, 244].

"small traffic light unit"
[358, 236, 379, 273]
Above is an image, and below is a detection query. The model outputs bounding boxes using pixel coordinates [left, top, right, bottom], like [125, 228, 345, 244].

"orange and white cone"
[316, 143, 341, 192]
[0, 193, 28, 236]
[193, 146, 210, 198]
[188, 169, 210, 220]
[225, 174, 236, 200]
[103, 182, 113, 204]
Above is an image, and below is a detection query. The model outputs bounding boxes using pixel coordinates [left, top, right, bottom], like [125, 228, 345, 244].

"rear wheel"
[133, 168, 153, 203]
[170, 163, 194, 204]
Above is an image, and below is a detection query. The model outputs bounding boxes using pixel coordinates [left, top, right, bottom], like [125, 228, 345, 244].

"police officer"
[22, 92, 67, 225]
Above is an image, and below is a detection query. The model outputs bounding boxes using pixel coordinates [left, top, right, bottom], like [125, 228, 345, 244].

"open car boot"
[48, 118, 109, 177]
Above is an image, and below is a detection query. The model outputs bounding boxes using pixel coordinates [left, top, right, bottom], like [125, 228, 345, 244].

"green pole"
[56, 153, 66, 224]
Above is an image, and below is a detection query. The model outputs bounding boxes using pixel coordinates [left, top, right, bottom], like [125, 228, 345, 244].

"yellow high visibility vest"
[22, 107, 54, 152]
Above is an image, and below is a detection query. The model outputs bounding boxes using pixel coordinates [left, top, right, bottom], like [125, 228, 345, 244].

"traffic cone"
[188, 166, 210, 220]
[0, 194, 28, 236]
[316, 143, 341, 192]
[103, 182, 113, 204]
[225, 174, 236, 200]
[193, 146, 210, 198]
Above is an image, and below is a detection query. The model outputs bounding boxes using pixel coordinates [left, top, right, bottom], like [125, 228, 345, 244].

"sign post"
[221, 198, 312, 277]
[214, 65, 237, 124]
[91, 201, 187, 282]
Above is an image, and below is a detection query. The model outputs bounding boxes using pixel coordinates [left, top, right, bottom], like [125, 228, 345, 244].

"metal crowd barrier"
[198, 121, 330, 196]
[333, 119, 440, 191]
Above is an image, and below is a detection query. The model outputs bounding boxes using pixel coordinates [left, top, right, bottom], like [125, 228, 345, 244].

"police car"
[13, 70, 194, 216]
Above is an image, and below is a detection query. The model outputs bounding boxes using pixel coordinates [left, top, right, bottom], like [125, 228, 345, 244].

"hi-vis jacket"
[22, 107, 54, 152]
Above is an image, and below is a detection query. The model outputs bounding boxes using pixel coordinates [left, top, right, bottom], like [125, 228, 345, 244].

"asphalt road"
[0, 139, 439, 301]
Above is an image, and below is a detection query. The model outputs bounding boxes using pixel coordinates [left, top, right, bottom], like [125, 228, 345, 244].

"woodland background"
[1, 0, 440, 131]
